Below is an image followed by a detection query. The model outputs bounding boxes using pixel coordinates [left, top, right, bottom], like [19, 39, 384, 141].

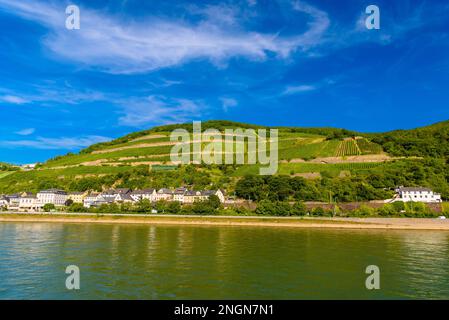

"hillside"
[368, 120, 449, 157]
[0, 120, 448, 200]
[41, 121, 385, 168]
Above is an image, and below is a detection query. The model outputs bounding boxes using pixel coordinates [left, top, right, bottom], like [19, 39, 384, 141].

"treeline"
[235, 174, 392, 203]
[0, 162, 19, 171]
[368, 120, 449, 157]
[235, 158, 449, 202]
[60, 198, 448, 218]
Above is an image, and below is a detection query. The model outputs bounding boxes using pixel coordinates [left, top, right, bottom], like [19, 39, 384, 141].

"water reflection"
[0, 222, 448, 299]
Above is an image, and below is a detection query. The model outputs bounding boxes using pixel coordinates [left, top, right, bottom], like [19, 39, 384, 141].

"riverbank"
[1, 213, 449, 230]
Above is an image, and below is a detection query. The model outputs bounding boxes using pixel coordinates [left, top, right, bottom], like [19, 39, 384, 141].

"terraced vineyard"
[233, 162, 384, 176]
[0, 121, 391, 192]
[335, 139, 361, 157]
[356, 138, 384, 154]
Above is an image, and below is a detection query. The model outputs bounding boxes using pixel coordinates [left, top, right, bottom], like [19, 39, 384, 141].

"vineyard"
[334, 139, 361, 157]
[356, 138, 384, 154]
[233, 161, 385, 176]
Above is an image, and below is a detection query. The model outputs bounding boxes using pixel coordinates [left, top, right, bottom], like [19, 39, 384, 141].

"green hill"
[0, 120, 448, 200]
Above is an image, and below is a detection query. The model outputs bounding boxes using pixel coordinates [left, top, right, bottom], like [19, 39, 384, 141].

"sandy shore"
[1, 213, 449, 230]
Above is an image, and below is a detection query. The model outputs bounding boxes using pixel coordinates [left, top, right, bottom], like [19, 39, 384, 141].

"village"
[0, 185, 443, 213]
[0, 187, 227, 212]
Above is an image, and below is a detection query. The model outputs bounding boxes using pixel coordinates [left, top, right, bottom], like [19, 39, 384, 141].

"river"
[0, 222, 448, 299]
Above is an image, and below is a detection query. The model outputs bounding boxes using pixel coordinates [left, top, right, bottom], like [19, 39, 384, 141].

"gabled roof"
[131, 188, 155, 195]
[158, 188, 173, 194]
[185, 190, 202, 196]
[397, 187, 432, 192]
[38, 189, 67, 194]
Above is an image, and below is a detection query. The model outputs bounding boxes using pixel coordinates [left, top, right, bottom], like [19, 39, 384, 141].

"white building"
[173, 187, 188, 202]
[19, 194, 41, 211]
[394, 187, 442, 203]
[155, 188, 173, 201]
[37, 189, 68, 206]
[5, 194, 21, 210]
[202, 190, 226, 203]
[83, 192, 100, 208]
[130, 189, 157, 202]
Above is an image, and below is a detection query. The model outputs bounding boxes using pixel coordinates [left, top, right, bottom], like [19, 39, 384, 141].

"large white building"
[19, 194, 41, 211]
[37, 189, 68, 206]
[394, 187, 442, 203]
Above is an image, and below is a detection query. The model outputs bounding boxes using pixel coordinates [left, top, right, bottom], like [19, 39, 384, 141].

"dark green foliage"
[368, 120, 449, 157]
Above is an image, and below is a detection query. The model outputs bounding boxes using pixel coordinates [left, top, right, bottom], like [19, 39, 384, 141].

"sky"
[0, 0, 449, 164]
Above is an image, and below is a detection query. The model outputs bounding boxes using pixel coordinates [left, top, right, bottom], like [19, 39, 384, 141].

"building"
[100, 188, 131, 201]
[115, 193, 135, 203]
[130, 189, 157, 202]
[394, 187, 442, 203]
[201, 189, 226, 203]
[173, 187, 188, 202]
[0, 196, 9, 209]
[155, 188, 173, 201]
[67, 191, 87, 204]
[19, 194, 40, 211]
[6, 194, 22, 210]
[37, 189, 68, 206]
[83, 192, 100, 208]
[183, 190, 203, 204]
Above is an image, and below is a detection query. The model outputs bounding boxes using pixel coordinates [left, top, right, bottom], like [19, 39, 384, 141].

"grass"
[0, 171, 15, 180]
[0, 165, 145, 193]
[233, 162, 384, 176]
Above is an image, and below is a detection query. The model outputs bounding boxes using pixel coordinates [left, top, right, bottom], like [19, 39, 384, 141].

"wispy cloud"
[220, 97, 238, 112]
[0, 95, 30, 104]
[15, 128, 35, 136]
[118, 95, 205, 127]
[0, 135, 111, 150]
[282, 84, 316, 95]
[0, 84, 106, 106]
[0, 0, 330, 74]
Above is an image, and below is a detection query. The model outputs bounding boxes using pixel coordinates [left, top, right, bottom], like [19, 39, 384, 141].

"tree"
[166, 201, 181, 214]
[207, 195, 221, 209]
[290, 202, 307, 216]
[65, 199, 74, 207]
[68, 203, 87, 213]
[136, 199, 152, 213]
[43, 203, 56, 212]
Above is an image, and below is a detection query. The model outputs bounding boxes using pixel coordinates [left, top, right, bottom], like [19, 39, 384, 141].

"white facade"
[19, 196, 41, 211]
[155, 189, 173, 201]
[83, 193, 100, 208]
[394, 187, 442, 203]
[130, 189, 156, 202]
[37, 189, 68, 206]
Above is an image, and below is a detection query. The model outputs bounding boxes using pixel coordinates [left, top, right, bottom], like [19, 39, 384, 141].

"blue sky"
[0, 0, 449, 164]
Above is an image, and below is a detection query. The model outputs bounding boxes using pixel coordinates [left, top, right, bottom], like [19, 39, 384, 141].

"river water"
[0, 222, 448, 299]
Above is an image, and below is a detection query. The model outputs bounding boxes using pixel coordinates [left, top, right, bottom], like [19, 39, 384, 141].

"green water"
[0, 222, 448, 299]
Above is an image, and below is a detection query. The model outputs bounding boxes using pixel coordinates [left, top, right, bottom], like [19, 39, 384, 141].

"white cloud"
[118, 95, 204, 127]
[220, 97, 238, 112]
[0, 85, 106, 106]
[0, 95, 30, 104]
[15, 128, 35, 136]
[0, 0, 330, 74]
[1, 135, 111, 150]
[282, 84, 316, 95]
